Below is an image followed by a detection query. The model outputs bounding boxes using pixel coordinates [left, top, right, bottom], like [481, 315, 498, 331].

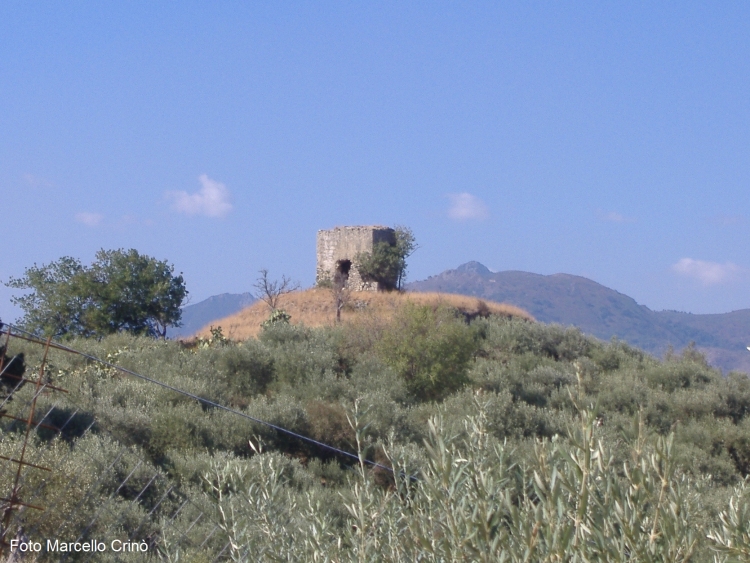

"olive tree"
[7, 249, 187, 339]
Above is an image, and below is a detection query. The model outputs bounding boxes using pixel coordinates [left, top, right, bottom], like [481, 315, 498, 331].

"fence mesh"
[0, 329, 246, 562]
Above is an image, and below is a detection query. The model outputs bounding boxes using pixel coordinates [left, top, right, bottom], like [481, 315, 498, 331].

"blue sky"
[2, 2, 749, 317]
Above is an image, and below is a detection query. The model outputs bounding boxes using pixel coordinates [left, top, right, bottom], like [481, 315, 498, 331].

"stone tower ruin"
[316, 226, 396, 291]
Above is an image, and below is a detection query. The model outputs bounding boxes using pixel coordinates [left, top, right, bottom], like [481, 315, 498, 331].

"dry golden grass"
[192, 289, 534, 341]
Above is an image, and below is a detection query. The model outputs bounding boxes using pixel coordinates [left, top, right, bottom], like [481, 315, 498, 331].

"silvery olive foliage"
[198, 398, 750, 562]
[2, 315, 750, 561]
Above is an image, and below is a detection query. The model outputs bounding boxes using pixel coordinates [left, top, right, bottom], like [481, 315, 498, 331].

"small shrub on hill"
[216, 340, 275, 402]
[376, 303, 480, 401]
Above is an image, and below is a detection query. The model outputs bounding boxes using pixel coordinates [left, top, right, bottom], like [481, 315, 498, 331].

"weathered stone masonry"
[316, 226, 396, 291]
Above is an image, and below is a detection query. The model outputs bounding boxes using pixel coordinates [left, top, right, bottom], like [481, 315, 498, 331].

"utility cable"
[4, 325, 396, 474]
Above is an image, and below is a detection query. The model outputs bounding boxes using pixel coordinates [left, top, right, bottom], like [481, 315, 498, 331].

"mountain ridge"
[171, 292, 255, 338]
[407, 261, 750, 374]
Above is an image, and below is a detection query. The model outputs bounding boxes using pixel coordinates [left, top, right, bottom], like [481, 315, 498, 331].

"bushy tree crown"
[355, 226, 417, 290]
[7, 248, 187, 338]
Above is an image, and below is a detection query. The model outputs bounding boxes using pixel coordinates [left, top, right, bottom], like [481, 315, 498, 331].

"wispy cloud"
[671, 258, 740, 286]
[714, 214, 744, 226]
[75, 212, 104, 227]
[597, 209, 635, 223]
[447, 193, 489, 221]
[166, 174, 233, 218]
[22, 173, 53, 188]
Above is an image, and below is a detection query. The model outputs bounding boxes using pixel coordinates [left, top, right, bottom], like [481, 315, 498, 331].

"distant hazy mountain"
[171, 293, 255, 338]
[407, 262, 750, 374]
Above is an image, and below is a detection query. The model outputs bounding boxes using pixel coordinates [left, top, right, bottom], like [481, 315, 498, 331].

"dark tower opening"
[335, 259, 352, 285]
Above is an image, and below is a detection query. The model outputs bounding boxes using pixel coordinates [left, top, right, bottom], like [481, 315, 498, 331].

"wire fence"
[0, 328, 236, 561]
[0, 324, 389, 561]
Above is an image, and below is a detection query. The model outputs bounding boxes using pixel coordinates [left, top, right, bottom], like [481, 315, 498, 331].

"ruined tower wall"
[316, 226, 396, 291]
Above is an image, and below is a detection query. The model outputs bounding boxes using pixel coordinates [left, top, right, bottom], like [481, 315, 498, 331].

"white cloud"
[597, 209, 635, 223]
[22, 174, 53, 188]
[75, 212, 104, 227]
[671, 258, 739, 286]
[447, 193, 489, 221]
[715, 214, 744, 226]
[167, 174, 233, 218]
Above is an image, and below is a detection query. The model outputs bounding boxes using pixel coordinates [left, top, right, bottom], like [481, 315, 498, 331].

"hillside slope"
[407, 261, 750, 373]
[173, 292, 255, 338]
[193, 288, 532, 341]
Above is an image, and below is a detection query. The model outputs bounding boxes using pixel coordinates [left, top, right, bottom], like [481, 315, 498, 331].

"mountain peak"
[454, 261, 491, 276]
[407, 264, 750, 374]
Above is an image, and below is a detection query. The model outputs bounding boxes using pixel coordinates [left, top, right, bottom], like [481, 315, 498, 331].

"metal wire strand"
[6, 324, 396, 474]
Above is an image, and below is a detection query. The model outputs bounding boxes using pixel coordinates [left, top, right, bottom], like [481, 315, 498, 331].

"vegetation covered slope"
[408, 261, 750, 373]
[2, 308, 750, 561]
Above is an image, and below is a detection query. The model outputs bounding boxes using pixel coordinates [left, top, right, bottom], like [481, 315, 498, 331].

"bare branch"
[253, 269, 300, 312]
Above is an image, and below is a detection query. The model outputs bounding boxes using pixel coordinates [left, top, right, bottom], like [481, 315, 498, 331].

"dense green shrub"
[355, 225, 417, 290]
[377, 304, 480, 400]
[482, 318, 592, 361]
[216, 340, 275, 403]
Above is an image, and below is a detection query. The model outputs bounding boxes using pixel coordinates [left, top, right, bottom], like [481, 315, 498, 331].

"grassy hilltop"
[192, 288, 533, 340]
